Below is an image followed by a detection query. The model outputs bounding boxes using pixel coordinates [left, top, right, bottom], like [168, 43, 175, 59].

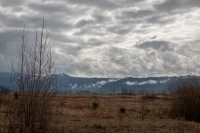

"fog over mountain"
[1, 72, 194, 93]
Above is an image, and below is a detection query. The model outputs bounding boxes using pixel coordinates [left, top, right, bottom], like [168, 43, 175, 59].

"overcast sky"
[0, 0, 200, 78]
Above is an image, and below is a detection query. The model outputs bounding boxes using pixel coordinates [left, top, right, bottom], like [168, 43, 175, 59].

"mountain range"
[0, 72, 193, 93]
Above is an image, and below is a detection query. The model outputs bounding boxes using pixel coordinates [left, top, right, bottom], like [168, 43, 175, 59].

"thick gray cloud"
[92, 14, 111, 23]
[59, 45, 83, 56]
[136, 41, 174, 52]
[122, 10, 154, 19]
[67, 0, 119, 10]
[0, 30, 26, 59]
[0, 0, 25, 7]
[28, 2, 69, 14]
[75, 19, 95, 28]
[86, 38, 106, 46]
[146, 15, 176, 25]
[0, 0, 200, 77]
[107, 26, 132, 35]
[154, 0, 200, 12]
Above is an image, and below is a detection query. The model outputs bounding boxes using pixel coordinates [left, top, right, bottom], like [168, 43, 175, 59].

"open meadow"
[1, 93, 200, 133]
[43, 93, 200, 132]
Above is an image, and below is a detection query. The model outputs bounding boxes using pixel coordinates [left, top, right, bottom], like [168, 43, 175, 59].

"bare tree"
[4, 17, 57, 133]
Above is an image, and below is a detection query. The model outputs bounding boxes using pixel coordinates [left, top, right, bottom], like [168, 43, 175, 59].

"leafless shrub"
[169, 77, 200, 122]
[3, 17, 57, 133]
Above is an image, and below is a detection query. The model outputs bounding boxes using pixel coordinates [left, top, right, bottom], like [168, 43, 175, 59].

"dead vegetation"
[169, 77, 200, 122]
[0, 18, 57, 133]
[1, 92, 200, 132]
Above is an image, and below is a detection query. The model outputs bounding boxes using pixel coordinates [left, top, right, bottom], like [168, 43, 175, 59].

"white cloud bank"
[125, 80, 159, 86]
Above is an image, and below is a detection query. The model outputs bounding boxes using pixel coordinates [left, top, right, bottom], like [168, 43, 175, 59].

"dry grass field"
[51, 93, 200, 133]
[1, 93, 200, 133]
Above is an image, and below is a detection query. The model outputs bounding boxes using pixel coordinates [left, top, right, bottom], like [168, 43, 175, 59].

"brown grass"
[1, 93, 200, 133]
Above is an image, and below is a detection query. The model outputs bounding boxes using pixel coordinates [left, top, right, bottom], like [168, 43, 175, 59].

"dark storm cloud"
[136, 41, 174, 52]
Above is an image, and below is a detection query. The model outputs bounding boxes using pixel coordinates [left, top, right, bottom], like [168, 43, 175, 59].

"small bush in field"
[120, 107, 126, 114]
[92, 101, 99, 110]
[14, 92, 19, 100]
